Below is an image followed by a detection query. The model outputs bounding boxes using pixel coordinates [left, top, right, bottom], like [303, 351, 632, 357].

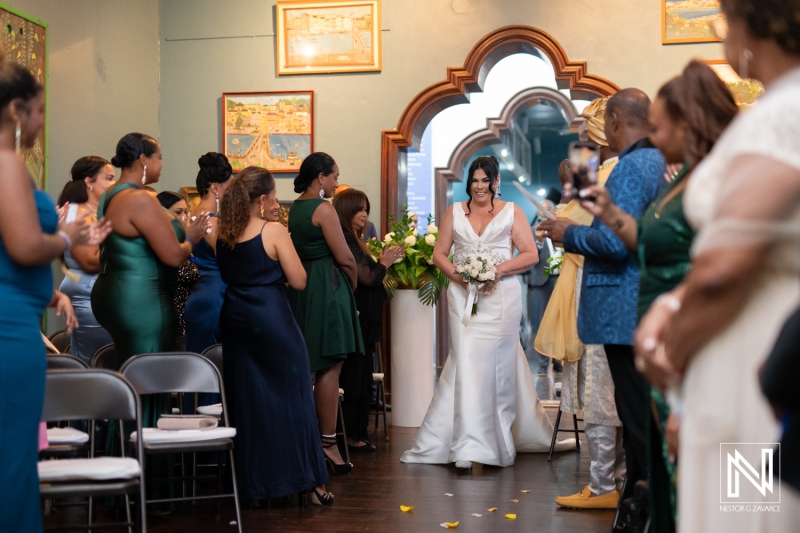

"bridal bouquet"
[453, 246, 506, 315]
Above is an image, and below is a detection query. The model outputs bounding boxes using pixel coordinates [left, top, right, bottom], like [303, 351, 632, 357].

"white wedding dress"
[401, 202, 570, 467]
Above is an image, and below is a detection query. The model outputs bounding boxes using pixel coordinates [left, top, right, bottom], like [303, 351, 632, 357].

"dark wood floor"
[48, 363, 615, 532]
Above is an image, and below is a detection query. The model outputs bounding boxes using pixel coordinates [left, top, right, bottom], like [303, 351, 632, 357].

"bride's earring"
[740, 48, 753, 79]
[141, 163, 147, 185]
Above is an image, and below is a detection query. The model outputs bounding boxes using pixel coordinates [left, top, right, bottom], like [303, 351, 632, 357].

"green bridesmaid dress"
[288, 198, 363, 371]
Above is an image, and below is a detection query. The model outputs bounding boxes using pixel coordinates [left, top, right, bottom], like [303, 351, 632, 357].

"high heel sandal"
[321, 434, 353, 475]
[309, 487, 334, 506]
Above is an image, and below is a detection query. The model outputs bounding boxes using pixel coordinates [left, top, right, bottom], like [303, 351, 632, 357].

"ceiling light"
[501, 149, 508, 157]
[506, 162, 514, 171]
[537, 188, 546, 196]
[518, 176, 525, 182]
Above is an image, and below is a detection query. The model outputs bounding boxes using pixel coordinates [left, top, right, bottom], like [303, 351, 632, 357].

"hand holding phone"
[65, 203, 79, 224]
[567, 141, 600, 192]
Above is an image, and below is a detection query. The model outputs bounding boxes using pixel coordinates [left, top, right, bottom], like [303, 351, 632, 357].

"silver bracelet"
[57, 230, 72, 250]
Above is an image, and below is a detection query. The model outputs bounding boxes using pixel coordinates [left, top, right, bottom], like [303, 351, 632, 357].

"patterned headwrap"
[581, 98, 609, 147]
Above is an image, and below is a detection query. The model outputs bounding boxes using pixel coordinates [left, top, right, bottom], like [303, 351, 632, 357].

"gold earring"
[260, 204, 264, 219]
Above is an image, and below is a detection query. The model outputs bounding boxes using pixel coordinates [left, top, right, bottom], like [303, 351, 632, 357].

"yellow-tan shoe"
[555, 485, 619, 510]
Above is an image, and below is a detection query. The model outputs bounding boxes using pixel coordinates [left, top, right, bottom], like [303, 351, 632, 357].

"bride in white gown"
[401, 155, 572, 468]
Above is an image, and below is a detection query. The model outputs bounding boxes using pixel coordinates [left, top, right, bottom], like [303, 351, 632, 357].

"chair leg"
[380, 382, 389, 441]
[228, 449, 244, 533]
[572, 414, 581, 450]
[215, 452, 223, 518]
[548, 405, 563, 462]
[123, 493, 132, 533]
[337, 395, 350, 464]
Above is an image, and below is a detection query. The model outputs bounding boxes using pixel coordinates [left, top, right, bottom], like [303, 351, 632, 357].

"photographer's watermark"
[720, 443, 781, 513]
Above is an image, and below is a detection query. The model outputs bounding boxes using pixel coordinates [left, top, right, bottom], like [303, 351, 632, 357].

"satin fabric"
[401, 202, 564, 467]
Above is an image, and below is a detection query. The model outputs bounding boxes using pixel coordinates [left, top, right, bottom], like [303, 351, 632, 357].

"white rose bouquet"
[453, 246, 505, 317]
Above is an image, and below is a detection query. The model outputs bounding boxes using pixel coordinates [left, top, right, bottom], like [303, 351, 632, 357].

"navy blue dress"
[0, 188, 58, 532]
[217, 230, 328, 500]
[185, 237, 226, 353]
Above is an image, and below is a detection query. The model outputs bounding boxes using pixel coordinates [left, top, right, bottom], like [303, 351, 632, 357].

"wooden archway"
[379, 24, 620, 231]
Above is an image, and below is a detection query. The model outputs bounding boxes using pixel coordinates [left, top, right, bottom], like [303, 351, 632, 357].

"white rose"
[427, 224, 438, 234]
[404, 235, 417, 246]
[478, 272, 488, 281]
[383, 232, 395, 243]
[426, 258, 434, 265]
[413, 229, 419, 237]
[425, 234, 436, 246]
[470, 267, 480, 278]
[485, 270, 496, 280]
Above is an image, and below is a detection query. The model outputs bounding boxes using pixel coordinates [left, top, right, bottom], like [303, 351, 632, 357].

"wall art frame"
[275, 0, 381, 75]
[0, 3, 47, 189]
[221, 91, 314, 173]
[703, 59, 765, 108]
[662, 0, 722, 44]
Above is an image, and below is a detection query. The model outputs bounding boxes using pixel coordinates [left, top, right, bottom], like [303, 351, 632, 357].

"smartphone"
[65, 203, 79, 223]
[567, 141, 600, 191]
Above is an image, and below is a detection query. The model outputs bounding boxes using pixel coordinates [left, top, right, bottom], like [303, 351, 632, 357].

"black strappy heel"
[321, 434, 353, 475]
[308, 487, 334, 506]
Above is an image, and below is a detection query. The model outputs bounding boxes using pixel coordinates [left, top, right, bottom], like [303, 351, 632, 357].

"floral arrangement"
[366, 208, 448, 306]
[453, 245, 505, 315]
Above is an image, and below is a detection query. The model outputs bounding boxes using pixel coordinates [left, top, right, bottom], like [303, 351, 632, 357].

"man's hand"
[536, 217, 575, 245]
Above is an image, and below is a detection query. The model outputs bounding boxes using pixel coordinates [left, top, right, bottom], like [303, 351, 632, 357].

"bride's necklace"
[83, 202, 98, 217]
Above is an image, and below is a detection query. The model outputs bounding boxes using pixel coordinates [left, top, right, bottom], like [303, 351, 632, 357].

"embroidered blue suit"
[562, 139, 667, 346]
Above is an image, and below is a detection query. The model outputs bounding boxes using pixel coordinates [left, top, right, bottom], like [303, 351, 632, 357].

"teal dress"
[636, 165, 693, 533]
[287, 199, 363, 371]
[0, 187, 57, 532]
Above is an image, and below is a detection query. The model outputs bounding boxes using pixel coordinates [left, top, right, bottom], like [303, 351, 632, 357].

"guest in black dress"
[332, 188, 404, 450]
[216, 166, 332, 505]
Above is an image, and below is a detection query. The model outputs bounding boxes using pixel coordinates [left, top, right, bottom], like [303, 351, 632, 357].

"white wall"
[157, 0, 723, 222]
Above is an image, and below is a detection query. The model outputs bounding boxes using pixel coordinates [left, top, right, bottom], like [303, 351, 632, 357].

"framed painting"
[0, 3, 47, 188]
[704, 60, 765, 109]
[275, 0, 381, 75]
[221, 91, 313, 173]
[662, 0, 722, 44]
[180, 186, 201, 214]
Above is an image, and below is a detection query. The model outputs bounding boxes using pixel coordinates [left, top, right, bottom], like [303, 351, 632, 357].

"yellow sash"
[534, 159, 617, 361]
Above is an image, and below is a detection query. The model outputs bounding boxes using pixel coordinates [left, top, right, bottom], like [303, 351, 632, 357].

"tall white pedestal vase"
[390, 289, 435, 427]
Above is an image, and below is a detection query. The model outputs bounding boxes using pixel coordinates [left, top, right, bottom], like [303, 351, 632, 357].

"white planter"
[390, 289, 435, 427]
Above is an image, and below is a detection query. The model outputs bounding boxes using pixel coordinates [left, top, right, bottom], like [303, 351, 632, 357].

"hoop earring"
[141, 163, 147, 185]
[318, 187, 325, 199]
[740, 48, 754, 79]
[15, 121, 21, 154]
[260, 204, 265, 220]
[215, 192, 220, 213]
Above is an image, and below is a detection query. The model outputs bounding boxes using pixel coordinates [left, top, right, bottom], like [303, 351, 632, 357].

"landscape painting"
[0, 4, 47, 188]
[222, 92, 313, 173]
[662, 0, 723, 44]
[276, 1, 381, 75]
[704, 60, 765, 109]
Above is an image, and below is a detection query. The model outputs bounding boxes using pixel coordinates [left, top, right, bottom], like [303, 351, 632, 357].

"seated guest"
[157, 190, 199, 337]
[332, 188, 403, 451]
[217, 166, 332, 505]
[56, 156, 116, 363]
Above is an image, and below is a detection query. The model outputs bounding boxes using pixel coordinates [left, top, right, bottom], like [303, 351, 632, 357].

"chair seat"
[38, 457, 141, 482]
[46, 427, 89, 444]
[196, 403, 223, 416]
[372, 372, 384, 382]
[130, 426, 236, 444]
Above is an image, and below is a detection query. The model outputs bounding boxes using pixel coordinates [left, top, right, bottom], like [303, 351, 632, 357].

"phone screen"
[65, 203, 79, 224]
[568, 141, 600, 191]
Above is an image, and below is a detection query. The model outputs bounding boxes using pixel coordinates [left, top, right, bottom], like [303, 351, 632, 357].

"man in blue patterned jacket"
[538, 88, 666, 521]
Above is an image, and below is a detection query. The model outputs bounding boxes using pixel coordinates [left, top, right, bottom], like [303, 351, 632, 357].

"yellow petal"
[521, 490, 531, 493]
[445, 521, 459, 528]
[17, 51, 21, 57]
[505, 513, 517, 520]
[511, 499, 520, 503]
[400, 505, 414, 512]
[31, 53, 36, 59]
[34, 33, 39, 41]
[487, 507, 497, 512]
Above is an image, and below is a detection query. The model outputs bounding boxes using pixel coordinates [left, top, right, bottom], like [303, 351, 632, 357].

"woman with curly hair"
[217, 166, 332, 506]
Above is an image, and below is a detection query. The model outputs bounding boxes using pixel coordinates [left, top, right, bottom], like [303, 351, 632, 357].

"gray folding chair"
[46, 354, 88, 371]
[120, 352, 243, 533]
[39, 369, 146, 532]
[90, 343, 119, 370]
[48, 329, 71, 354]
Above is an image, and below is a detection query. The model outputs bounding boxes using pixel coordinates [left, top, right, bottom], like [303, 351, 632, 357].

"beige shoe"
[555, 485, 619, 509]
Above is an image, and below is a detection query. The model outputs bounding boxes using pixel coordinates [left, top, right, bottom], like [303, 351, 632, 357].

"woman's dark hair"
[111, 133, 159, 169]
[57, 156, 111, 206]
[464, 155, 500, 215]
[333, 188, 371, 256]
[721, 0, 800, 55]
[218, 166, 275, 247]
[156, 191, 184, 210]
[294, 152, 336, 193]
[196, 152, 233, 197]
[656, 60, 738, 168]
[0, 61, 43, 111]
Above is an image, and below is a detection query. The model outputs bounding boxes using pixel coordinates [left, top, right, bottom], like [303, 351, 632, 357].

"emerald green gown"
[287, 198, 363, 371]
[91, 182, 183, 506]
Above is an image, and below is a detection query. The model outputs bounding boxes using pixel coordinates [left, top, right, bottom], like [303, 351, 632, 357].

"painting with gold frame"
[704, 60, 765, 109]
[180, 186, 201, 214]
[275, 0, 381, 75]
[0, 3, 47, 188]
[662, 0, 722, 44]
[222, 91, 313, 173]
